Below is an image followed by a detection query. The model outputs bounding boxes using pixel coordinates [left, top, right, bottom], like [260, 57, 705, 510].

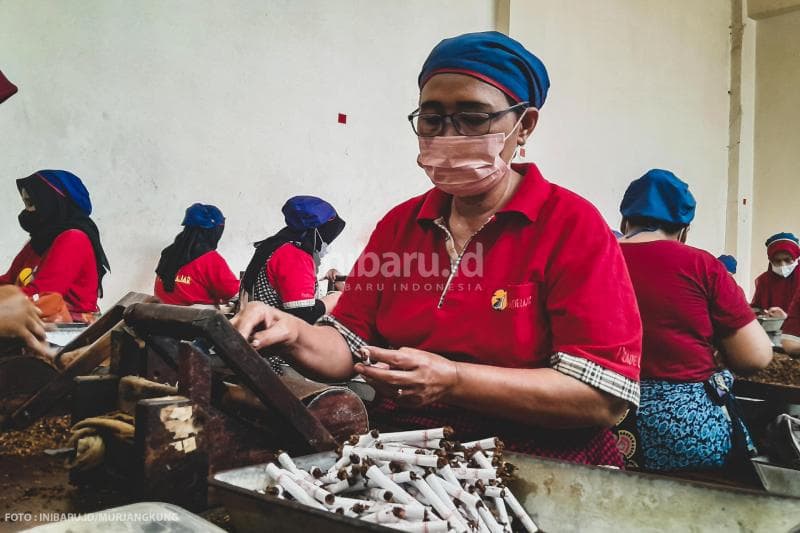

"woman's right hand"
[230, 301, 301, 350]
[0, 285, 52, 358]
[766, 307, 788, 319]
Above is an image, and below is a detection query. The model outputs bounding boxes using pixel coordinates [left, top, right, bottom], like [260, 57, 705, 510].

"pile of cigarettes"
[262, 426, 539, 532]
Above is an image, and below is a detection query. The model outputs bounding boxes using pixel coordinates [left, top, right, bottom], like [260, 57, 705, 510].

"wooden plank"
[123, 303, 337, 453]
[54, 291, 153, 365]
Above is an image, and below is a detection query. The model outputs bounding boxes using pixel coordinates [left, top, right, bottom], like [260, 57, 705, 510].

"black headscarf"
[16, 173, 110, 295]
[155, 225, 225, 292]
[241, 216, 345, 294]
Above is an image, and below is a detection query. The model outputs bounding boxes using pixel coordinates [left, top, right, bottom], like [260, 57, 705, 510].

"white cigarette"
[477, 502, 505, 533]
[482, 486, 506, 499]
[328, 496, 376, 511]
[324, 478, 353, 494]
[386, 471, 415, 484]
[411, 479, 468, 533]
[492, 496, 510, 527]
[294, 477, 336, 505]
[450, 467, 497, 481]
[438, 464, 461, 487]
[471, 451, 493, 470]
[384, 520, 450, 532]
[365, 487, 395, 502]
[277, 452, 308, 480]
[378, 427, 453, 443]
[265, 464, 325, 510]
[366, 465, 419, 506]
[359, 448, 444, 468]
[361, 508, 403, 524]
[462, 437, 501, 451]
[350, 429, 380, 447]
[504, 490, 539, 532]
[425, 474, 458, 513]
[439, 478, 480, 507]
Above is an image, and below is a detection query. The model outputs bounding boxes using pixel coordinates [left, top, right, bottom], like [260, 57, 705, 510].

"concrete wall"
[507, 0, 733, 253]
[0, 0, 495, 306]
[750, 8, 800, 285]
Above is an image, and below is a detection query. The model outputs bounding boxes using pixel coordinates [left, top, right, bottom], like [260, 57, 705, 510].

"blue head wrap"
[282, 196, 338, 231]
[418, 31, 550, 108]
[620, 169, 696, 226]
[182, 203, 225, 229]
[37, 170, 92, 216]
[717, 255, 737, 274]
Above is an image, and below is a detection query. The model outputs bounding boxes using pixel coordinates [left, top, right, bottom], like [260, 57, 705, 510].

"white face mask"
[772, 259, 798, 278]
[318, 241, 329, 259]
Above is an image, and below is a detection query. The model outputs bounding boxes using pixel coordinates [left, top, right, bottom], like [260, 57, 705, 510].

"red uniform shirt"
[330, 163, 642, 388]
[0, 229, 99, 313]
[621, 240, 756, 382]
[751, 269, 800, 312]
[266, 243, 318, 308]
[154, 251, 239, 305]
[783, 293, 800, 338]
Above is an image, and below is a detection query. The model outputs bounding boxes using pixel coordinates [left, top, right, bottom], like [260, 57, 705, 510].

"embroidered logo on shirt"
[491, 289, 508, 311]
[18, 267, 34, 287]
[175, 275, 192, 285]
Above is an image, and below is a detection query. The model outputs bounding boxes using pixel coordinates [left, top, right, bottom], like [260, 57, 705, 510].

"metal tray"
[210, 451, 800, 532]
[752, 456, 800, 498]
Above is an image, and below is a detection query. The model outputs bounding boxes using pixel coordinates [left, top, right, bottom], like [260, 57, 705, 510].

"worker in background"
[241, 196, 346, 324]
[751, 232, 800, 317]
[0, 70, 49, 355]
[718, 254, 737, 276]
[0, 170, 109, 323]
[234, 32, 643, 467]
[617, 169, 772, 471]
[783, 291, 800, 355]
[154, 203, 239, 306]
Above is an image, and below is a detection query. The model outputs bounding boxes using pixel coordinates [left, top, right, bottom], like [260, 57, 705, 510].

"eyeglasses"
[407, 102, 529, 137]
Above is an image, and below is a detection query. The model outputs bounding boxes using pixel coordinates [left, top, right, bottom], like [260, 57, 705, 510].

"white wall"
[508, 0, 733, 253]
[750, 9, 800, 283]
[0, 0, 496, 306]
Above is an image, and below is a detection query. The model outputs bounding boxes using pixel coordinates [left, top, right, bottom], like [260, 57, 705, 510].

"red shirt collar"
[416, 162, 550, 224]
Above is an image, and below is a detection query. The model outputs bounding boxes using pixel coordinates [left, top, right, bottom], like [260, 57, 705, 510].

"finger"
[21, 331, 54, 359]
[232, 303, 274, 338]
[356, 364, 416, 387]
[250, 323, 292, 349]
[362, 346, 418, 370]
[27, 318, 47, 341]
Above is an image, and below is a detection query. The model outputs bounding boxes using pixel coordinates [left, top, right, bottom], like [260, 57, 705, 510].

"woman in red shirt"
[233, 32, 643, 466]
[240, 196, 346, 324]
[154, 203, 239, 306]
[0, 170, 109, 323]
[618, 169, 772, 471]
[751, 233, 800, 316]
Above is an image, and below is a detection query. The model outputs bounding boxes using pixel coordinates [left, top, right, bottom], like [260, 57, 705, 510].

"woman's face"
[771, 251, 795, 267]
[418, 73, 537, 163]
[19, 188, 35, 211]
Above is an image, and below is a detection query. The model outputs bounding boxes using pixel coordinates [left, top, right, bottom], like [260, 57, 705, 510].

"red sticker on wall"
[338, 113, 347, 124]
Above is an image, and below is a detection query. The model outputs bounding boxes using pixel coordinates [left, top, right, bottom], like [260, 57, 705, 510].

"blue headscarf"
[156, 203, 227, 292]
[182, 203, 225, 229]
[620, 169, 696, 226]
[282, 196, 338, 231]
[37, 170, 92, 215]
[717, 255, 737, 274]
[418, 31, 550, 108]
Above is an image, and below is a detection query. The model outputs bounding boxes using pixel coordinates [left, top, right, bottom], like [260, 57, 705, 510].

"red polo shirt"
[621, 240, 756, 382]
[784, 293, 800, 338]
[154, 251, 240, 305]
[0, 229, 99, 313]
[328, 163, 642, 392]
[751, 269, 800, 312]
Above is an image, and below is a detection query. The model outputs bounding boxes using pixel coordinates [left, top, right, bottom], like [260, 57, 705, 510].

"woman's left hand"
[354, 346, 459, 407]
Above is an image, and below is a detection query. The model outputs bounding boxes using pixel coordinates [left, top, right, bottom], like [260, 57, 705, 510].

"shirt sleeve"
[203, 251, 240, 301]
[783, 293, 800, 337]
[267, 244, 318, 309]
[318, 213, 397, 357]
[750, 274, 767, 309]
[544, 197, 642, 405]
[708, 259, 757, 338]
[21, 231, 92, 297]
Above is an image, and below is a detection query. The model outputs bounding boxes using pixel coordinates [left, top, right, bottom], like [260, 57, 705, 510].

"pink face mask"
[417, 116, 523, 197]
